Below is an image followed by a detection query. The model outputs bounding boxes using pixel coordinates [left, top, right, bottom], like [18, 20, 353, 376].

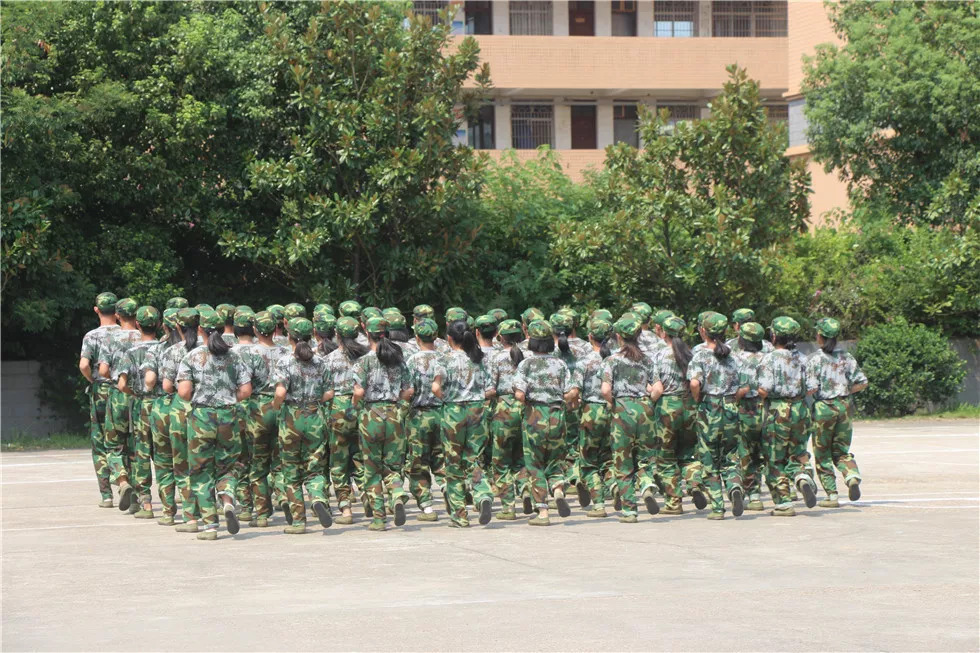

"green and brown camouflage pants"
[811, 398, 861, 496]
[523, 404, 567, 508]
[579, 402, 611, 507]
[737, 396, 769, 501]
[562, 405, 581, 485]
[695, 396, 744, 515]
[235, 403, 252, 513]
[359, 402, 407, 519]
[325, 395, 361, 510]
[150, 395, 176, 517]
[443, 401, 493, 523]
[610, 397, 654, 516]
[245, 395, 279, 518]
[104, 387, 132, 487]
[653, 395, 686, 510]
[88, 383, 112, 500]
[169, 396, 199, 522]
[278, 403, 328, 526]
[188, 405, 241, 528]
[129, 397, 155, 505]
[764, 398, 811, 508]
[489, 395, 524, 508]
[406, 406, 445, 509]
[679, 401, 706, 498]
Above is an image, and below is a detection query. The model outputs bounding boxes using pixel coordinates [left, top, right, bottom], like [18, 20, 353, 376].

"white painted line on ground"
[2, 522, 146, 533]
[847, 497, 979, 504]
[867, 449, 979, 455]
[1, 478, 94, 485]
[859, 433, 980, 439]
[0, 461, 90, 468]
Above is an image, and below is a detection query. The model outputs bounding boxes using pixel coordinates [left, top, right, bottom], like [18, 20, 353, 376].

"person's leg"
[562, 405, 581, 487]
[609, 400, 639, 518]
[104, 387, 132, 493]
[696, 399, 725, 517]
[441, 404, 468, 526]
[811, 399, 838, 497]
[464, 403, 494, 515]
[494, 397, 523, 511]
[150, 397, 175, 521]
[655, 396, 684, 512]
[380, 404, 408, 514]
[738, 398, 765, 509]
[89, 385, 113, 504]
[765, 400, 795, 514]
[247, 397, 275, 523]
[522, 406, 551, 524]
[299, 406, 329, 508]
[235, 403, 253, 518]
[214, 406, 243, 533]
[542, 406, 568, 499]
[131, 398, 154, 515]
[187, 407, 219, 533]
[358, 405, 387, 525]
[833, 398, 862, 496]
[279, 406, 307, 527]
[719, 400, 745, 512]
[406, 406, 430, 509]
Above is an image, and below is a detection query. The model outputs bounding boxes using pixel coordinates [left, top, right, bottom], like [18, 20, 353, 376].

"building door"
[570, 105, 597, 149]
[568, 1, 595, 36]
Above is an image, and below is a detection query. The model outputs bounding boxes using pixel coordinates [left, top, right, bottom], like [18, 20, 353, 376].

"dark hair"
[773, 334, 797, 350]
[292, 335, 314, 362]
[448, 320, 483, 365]
[339, 336, 368, 363]
[181, 324, 198, 352]
[389, 328, 410, 343]
[528, 337, 555, 354]
[370, 329, 404, 368]
[738, 335, 761, 353]
[502, 332, 524, 367]
[166, 326, 182, 348]
[555, 328, 571, 356]
[709, 334, 731, 359]
[478, 324, 498, 340]
[619, 336, 644, 362]
[205, 327, 231, 357]
[667, 334, 693, 377]
[317, 328, 338, 357]
[820, 335, 837, 355]
[234, 325, 255, 339]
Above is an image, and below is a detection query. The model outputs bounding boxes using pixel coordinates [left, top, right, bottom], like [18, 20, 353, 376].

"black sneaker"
[313, 501, 333, 528]
[281, 501, 293, 525]
[118, 485, 134, 512]
[464, 491, 474, 507]
[614, 493, 622, 512]
[364, 501, 373, 518]
[731, 487, 744, 517]
[224, 505, 240, 535]
[522, 495, 534, 515]
[799, 481, 817, 508]
[478, 499, 492, 525]
[644, 491, 660, 516]
[691, 489, 707, 511]
[848, 482, 861, 501]
[555, 496, 571, 518]
[394, 501, 406, 527]
[576, 482, 592, 508]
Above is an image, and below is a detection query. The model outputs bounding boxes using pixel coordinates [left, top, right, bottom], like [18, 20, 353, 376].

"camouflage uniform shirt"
[577, 350, 606, 404]
[352, 351, 410, 403]
[805, 349, 868, 400]
[116, 340, 164, 396]
[322, 349, 361, 396]
[600, 352, 655, 399]
[98, 328, 142, 375]
[440, 351, 488, 404]
[514, 354, 575, 404]
[80, 324, 119, 384]
[639, 331, 667, 360]
[687, 348, 740, 397]
[486, 349, 520, 397]
[405, 350, 446, 408]
[157, 342, 190, 389]
[233, 342, 289, 396]
[652, 348, 687, 397]
[272, 353, 328, 405]
[727, 336, 773, 354]
[756, 348, 807, 399]
[176, 346, 249, 408]
[735, 349, 767, 399]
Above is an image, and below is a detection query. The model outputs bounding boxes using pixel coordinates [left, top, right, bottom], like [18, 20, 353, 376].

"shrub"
[854, 317, 967, 417]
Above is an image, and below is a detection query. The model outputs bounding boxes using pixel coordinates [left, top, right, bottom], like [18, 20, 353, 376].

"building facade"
[415, 0, 848, 224]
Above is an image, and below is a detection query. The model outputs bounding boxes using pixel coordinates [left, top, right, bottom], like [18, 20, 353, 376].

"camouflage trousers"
[609, 398, 655, 516]
[187, 405, 242, 528]
[811, 398, 862, 496]
[88, 383, 113, 500]
[653, 395, 686, 509]
[489, 395, 524, 508]
[169, 396, 199, 522]
[695, 396, 744, 515]
[522, 404, 566, 508]
[562, 405, 581, 485]
[128, 397, 155, 505]
[678, 402, 706, 498]
[245, 395, 279, 518]
[406, 406, 445, 510]
[235, 403, 252, 513]
[278, 403, 328, 526]
[443, 401, 493, 523]
[579, 402, 611, 507]
[764, 398, 811, 508]
[104, 387, 132, 487]
[358, 402, 407, 519]
[737, 397, 769, 500]
[324, 395, 362, 510]
[150, 395, 176, 517]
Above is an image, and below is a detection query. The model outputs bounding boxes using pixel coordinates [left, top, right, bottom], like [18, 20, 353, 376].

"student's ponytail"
[294, 336, 314, 362]
[206, 328, 231, 356]
[711, 336, 731, 359]
[668, 335, 693, 377]
[556, 328, 571, 356]
[340, 336, 368, 363]
[317, 328, 338, 357]
[373, 330, 404, 368]
[182, 325, 198, 352]
[503, 332, 524, 367]
[820, 336, 837, 355]
[448, 320, 483, 365]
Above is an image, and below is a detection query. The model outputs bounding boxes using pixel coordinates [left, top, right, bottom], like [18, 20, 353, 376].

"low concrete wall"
[1, 361, 74, 438]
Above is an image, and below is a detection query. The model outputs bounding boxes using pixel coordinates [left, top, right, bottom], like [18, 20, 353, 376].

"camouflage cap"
[497, 319, 522, 336]
[697, 311, 712, 326]
[662, 315, 686, 337]
[284, 303, 306, 319]
[527, 319, 553, 339]
[631, 302, 653, 322]
[521, 307, 544, 324]
[413, 317, 438, 340]
[96, 292, 118, 312]
[314, 313, 337, 332]
[557, 307, 579, 327]
[195, 303, 214, 312]
[365, 317, 388, 335]
[266, 304, 285, 321]
[614, 315, 642, 339]
[216, 303, 236, 322]
[815, 317, 841, 339]
[339, 300, 361, 318]
[413, 304, 435, 319]
[591, 309, 613, 323]
[233, 311, 255, 328]
[549, 312, 574, 333]
[702, 312, 729, 337]
[362, 306, 383, 321]
[253, 310, 276, 335]
[488, 308, 508, 322]
[589, 319, 613, 340]
[199, 309, 223, 330]
[287, 317, 314, 339]
[314, 303, 334, 316]
[771, 316, 801, 336]
[445, 307, 468, 323]
[162, 307, 179, 328]
[236, 304, 253, 314]
[740, 321, 765, 342]
[465, 314, 475, 330]
[115, 297, 138, 318]
[652, 309, 675, 327]
[175, 308, 199, 328]
[732, 308, 756, 324]
[474, 315, 497, 333]
[381, 307, 400, 316]
[386, 313, 407, 330]
[165, 296, 188, 310]
[136, 306, 160, 328]
[336, 316, 359, 338]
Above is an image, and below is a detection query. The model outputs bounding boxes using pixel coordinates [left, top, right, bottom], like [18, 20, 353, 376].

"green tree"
[802, 1, 980, 226]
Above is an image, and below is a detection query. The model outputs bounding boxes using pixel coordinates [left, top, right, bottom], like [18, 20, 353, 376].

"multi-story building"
[415, 0, 849, 224]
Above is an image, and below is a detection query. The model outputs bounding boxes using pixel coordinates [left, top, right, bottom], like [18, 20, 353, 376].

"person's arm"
[98, 362, 110, 379]
[690, 379, 702, 403]
[650, 380, 664, 403]
[431, 375, 443, 400]
[735, 386, 748, 401]
[352, 384, 365, 406]
[79, 358, 93, 383]
[324, 389, 335, 402]
[515, 389, 526, 403]
[163, 379, 175, 394]
[177, 380, 193, 401]
[849, 382, 868, 395]
[145, 370, 157, 392]
[273, 384, 287, 409]
[117, 374, 128, 393]
[756, 386, 768, 400]
[399, 387, 413, 402]
[237, 382, 252, 402]
[600, 381, 613, 407]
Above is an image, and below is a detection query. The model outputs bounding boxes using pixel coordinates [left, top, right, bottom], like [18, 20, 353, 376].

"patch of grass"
[1, 432, 89, 452]
[856, 403, 980, 421]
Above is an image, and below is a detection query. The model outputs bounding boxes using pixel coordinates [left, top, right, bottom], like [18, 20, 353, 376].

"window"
[654, 1, 698, 37]
[412, 1, 450, 25]
[510, 1, 553, 35]
[612, 1, 637, 36]
[511, 104, 554, 149]
[468, 105, 495, 149]
[571, 105, 597, 149]
[712, 1, 787, 37]
[613, 104, 639, 147]
[765, 104, 788, 125]
[465, 1, 493, 34]
[658, 104, 699, 130]
[568, 1, 595, 36]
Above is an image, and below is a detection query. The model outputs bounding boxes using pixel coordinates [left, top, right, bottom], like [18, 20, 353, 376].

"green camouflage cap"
[614, 315, 642, 339]
[365, 317, 388, 334]
[703, 312, 729, 337]
[287, 317, 314, 339]
[557, 306, 579, 326]
[166, 297, 188, 310]
[527, 319, 553, 339]
[314, 313, 337, 332]
[475, 315, 497, 333]
[386, 313, 407, 330]
[339, 300, 361, 317]
[631, 302, 653, 322]
[96, 292, 118, 312]
[195, 303, 214, 312]
[413, 304, 434, 319]
[465, 314, 475, 330]
[771, 316, 801, 336]
[521, 307, 544, 324]
[216, 303, 236, 322]
[815, 317, 841, 339]
[591, 309, 613, 323]
[115, 297, 138, 318]
[336, 316, 359, 338]
[266, 304, 285, 321]
[175, 308, 199, 328]
[662, 315, 686, 337]
[497, 319, 522, 336]
[697, 311, 712, 326]
[445, 307, 468, 323]
[589, 319, 613, 340]
[253, 310, 276, 335]
[233, 311, 255, 328]
[284, 303, 306, 319]
[136, 306, 160, 328]
[740, 321, 765, 342]
[732, 308, 755, 324]
[162, 307, 179, 328]
[382, 307, 400, 316]
[549, 312, 574, 333]
[652, 309, 675, 327]
[199, 309, 222, 330]
[362, 306, 383, 321]
[413, 317, 438, 340]
[314, 303, 334, 316]
[489, 308, 508, 323]
[236, 304, 253, 314]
